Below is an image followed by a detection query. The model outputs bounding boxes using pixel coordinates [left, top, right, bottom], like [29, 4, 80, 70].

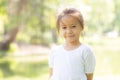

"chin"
[67, 39, 76, 43]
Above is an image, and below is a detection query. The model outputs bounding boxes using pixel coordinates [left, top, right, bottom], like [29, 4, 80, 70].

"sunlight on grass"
[38, 74, 49, 80]
[0, 73, 49, 80]
[94, 75, 120, 80]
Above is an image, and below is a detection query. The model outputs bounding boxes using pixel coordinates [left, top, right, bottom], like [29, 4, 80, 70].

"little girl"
[49, 8, 96, 80]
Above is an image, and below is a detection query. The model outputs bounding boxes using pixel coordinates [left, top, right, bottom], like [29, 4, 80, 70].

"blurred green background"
[0, 0, 120, 80]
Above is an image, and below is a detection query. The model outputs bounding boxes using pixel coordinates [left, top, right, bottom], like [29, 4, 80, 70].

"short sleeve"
[48, 48, 54, 68]
[84, 47, 96, 73]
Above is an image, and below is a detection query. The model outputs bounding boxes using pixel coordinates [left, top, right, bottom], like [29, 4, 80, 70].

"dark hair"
[56, 8, 84, 31]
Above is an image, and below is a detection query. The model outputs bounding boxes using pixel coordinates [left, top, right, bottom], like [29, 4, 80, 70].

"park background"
[0, 0, 120, 80]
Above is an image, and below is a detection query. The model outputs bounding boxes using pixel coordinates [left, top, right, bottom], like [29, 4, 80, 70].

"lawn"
[88, 37, 120, 80]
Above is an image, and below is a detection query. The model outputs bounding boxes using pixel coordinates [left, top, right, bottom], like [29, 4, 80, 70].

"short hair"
[56, 8, 84, 31]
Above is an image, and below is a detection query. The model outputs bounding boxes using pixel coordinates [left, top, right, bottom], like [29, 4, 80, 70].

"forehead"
[60, 15, 79, 25]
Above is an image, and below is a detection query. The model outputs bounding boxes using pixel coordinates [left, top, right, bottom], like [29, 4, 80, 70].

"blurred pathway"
[7, 44, 50, 62]
[15, 44, 50, 55]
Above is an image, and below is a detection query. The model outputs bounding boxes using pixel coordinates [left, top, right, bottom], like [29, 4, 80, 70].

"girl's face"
[59, 15, 83, 43]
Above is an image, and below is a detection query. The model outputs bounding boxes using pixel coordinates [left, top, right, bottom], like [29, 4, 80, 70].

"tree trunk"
[0, 0, 26, 51]
[0, 27, 19, 51]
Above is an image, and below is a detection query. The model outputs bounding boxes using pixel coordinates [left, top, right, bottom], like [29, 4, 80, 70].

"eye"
[71, 25, 76, 28]
[62, 26, 67, 29]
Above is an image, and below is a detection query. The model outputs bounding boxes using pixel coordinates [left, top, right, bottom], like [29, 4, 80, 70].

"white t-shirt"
[49, 44, 96, 80]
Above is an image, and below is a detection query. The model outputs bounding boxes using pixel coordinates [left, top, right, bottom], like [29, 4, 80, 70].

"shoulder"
[81, 44, 93, 52]
[80, 44, 94, 56]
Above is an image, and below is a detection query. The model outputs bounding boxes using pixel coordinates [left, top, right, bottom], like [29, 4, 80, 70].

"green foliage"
[0, 43, 18, 57]
[8, 43, 18, 53]
[0, 0, 7, 14]
[0, 61, 49, 80]
[16, 32, 31, 44]
[0, 0, 120, 45]
[0, 58, 49, 78]
[0, 59, 14, 77]
[0, 70, 3, 78]
[0, 43, 18, 77]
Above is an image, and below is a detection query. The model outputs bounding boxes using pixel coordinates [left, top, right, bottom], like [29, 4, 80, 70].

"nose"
[66, 28, 72, 33]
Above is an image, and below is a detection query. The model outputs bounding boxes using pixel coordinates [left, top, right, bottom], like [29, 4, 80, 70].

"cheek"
[59, 29, 65, 36]
[77, 27, 83, 33]
[75, 29, 82, 36]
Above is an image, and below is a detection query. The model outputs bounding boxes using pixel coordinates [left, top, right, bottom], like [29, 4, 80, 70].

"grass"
[87, 37, 120, 80]
[0, 60, 49, 80]
[91, 37, 120, 75]
[0, 37, 120, 80]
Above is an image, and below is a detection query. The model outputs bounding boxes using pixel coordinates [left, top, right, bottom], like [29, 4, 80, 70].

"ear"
[81, 25, 84, 30]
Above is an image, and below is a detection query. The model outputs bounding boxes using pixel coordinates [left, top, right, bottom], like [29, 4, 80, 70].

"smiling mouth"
[67, 35, 74, 37]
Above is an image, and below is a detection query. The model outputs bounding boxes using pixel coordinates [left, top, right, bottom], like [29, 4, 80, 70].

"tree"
[113, 0, 120, 34]
[0, 0, 26, 51]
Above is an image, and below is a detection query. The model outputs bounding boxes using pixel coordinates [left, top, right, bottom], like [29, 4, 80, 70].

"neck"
[64, 41, 81, 51]
[65, 41, 81, 47]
